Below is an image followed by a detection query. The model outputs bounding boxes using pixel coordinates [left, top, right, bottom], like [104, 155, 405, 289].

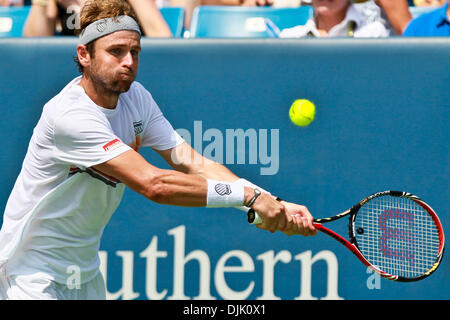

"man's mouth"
[119, 73, 134, 79]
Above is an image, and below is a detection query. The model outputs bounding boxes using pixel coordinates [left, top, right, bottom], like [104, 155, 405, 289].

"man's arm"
[93, 148, 295, 233]
[156, 141, 240, 182]
[95, 149, 208, 207]
[375, 0, 412, 35]
[127, 0, 172, 37]
[23, 1, 57, 36]
[156, 142, 317, 236]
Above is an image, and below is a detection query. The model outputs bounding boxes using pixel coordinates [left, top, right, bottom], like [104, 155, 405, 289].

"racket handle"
[247, 209, 263, 224]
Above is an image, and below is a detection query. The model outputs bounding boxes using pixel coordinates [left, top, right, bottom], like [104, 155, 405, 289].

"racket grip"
[247, 209, 263, 224]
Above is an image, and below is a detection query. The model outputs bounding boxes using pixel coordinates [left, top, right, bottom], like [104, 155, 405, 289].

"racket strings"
[354, 195, 440, 279]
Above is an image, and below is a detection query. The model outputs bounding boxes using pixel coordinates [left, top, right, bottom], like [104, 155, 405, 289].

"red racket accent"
[412, 198, 445, 258]
[313, 223, 399, 281]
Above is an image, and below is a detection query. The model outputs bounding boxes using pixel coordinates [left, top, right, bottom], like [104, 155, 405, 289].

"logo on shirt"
[103, 139, 123, 152]
[214, 183, 232, 196]
[133, 120, 143, 136]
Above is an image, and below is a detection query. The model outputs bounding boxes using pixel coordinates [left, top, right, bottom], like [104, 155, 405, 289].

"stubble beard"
[88, 64, 135, 96]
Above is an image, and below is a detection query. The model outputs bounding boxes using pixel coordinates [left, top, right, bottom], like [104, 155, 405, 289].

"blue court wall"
[0, 38, 448, 300]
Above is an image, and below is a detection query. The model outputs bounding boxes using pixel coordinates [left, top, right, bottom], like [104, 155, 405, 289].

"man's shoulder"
[43, 80, 97, 120]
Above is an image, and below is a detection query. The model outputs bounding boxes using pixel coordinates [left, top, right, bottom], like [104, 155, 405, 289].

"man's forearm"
[376, 0, 412, 35]
[23, 3, 56, 36]
[158, 142, 241, 182]
[127, 0, 172, 37]
[94, 149, 250, 208]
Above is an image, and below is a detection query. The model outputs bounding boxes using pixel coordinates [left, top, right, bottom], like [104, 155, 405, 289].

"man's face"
[313, 0, 350, 16]
[86, 30, 141, 94]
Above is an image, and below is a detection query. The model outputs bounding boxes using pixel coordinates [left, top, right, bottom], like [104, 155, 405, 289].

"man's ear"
[77, 44, 91, 69]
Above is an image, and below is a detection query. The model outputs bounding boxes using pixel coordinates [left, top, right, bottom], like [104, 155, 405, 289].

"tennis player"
[0, 0, 316, 300]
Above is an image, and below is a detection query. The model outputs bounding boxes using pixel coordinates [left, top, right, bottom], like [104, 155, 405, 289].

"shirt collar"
[345, 4, 363, 28]
[436, 2, 450, 27]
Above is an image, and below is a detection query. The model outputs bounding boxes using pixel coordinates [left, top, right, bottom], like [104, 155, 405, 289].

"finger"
[309, 223, 318, 236]
[262, 219, 277, 234]
[290, 214, 305, 235]
[294, 217, 305, 236]
[290, 214, 301, 235]
[303, 217, 313, 236]
[299, 206, 316, 232]
[278, 210, 291, 232]
[300, 205, 314, 221]
[303, 218, 318, 236]
[299, 216, 314, 236]
[255, 221, 276, 234]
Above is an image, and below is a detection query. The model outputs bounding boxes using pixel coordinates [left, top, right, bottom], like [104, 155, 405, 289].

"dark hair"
[73, 0, 141, 73]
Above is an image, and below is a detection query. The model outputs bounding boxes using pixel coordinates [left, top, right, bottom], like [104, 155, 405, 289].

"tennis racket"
[248, 190, 445, 282]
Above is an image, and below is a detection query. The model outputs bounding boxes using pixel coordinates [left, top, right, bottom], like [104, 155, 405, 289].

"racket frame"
[313, 190, 445, 282]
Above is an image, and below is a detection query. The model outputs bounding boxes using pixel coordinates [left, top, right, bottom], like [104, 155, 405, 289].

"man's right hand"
[245, 188, 317, 236]
[250, 192, 290, 233]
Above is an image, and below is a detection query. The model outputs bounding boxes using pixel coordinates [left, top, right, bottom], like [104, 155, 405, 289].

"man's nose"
[122, 52, 134, 67]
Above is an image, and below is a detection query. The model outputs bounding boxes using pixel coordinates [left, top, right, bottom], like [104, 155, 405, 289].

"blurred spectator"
[373, 0, 412, 35]
[279, 0, 390, 37]
[168, 0, 199, 29]
[23, 0, 172, 37]
[315, 0, 411, 36]
[413, 0, 446, 6]
[0, 0, 25, 6]
[169, 0, 412, 35]
[403, 0, 449, 35]
[171, 0, 276, 30]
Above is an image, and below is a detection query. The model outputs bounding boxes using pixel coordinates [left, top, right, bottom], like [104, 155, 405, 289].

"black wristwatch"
[246, 188, 261, 208]
[247, 194, 282, 224]
[247, 208, 257, 223]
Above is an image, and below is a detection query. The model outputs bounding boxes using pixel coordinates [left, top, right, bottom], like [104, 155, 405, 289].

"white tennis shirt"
[0, 76, 183, 284]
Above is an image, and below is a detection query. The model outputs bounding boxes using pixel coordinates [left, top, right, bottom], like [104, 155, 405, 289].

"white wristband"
[234, 179, 271, 212]
[206, 179, 245, 208]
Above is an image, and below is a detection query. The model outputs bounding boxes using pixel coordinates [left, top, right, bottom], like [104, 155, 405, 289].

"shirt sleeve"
[53, 107, 132, 169]
[136, 84, 184, 151]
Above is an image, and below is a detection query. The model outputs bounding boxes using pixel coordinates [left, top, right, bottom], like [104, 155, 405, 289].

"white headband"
[79, 15, 141, 45]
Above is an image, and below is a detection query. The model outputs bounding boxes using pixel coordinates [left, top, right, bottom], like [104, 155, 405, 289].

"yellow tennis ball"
[289, 99, 316, 127]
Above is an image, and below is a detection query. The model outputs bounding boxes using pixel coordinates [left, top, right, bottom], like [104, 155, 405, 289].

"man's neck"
[79, 76, 119, 109]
